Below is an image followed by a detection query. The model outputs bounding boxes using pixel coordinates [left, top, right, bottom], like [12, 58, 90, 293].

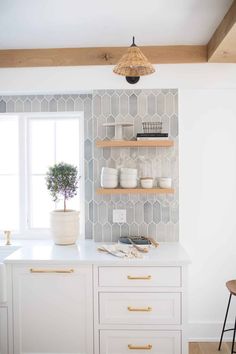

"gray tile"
[93, 202, 98, 223]
[103, 223, 112, 242]
[85, 180, 92, 202]
[88, 160, 93, 181]
[139, 223, 148, 237]
[112, 223, 120, 242]
[85, 221, 93, 239]
[15, 99, 23, 112]
[148, 223, 157, 239]
[103, 148, 111, 160]
[32, 98, 41, 112]
[153, 201, 161, 223]
[24, 99, 32, 112]
[166, 92, 174, 116]
[156, 222, 166, 241]
[170, 114, 178, 138]
[120, 93, 128, 116]
[129, 94, 137, 117]
[6, 100, 15, 112]
[65, 98, 74, 111]
[138, 93, 147, 117]
[121, 224, 129, 237]
[127, 206, 134, 224]
[94, 223, 102, 241]
[130, 223, 139, 236]
[147, 94, 156, 116]
[84, 97, 92, 120]
[58, 98, 66, 111]
[84, 139, 92, 161]
[102, 94, 111, 116]
[170, 204, 179, 224]
[144, 202, 152, 224]
[156, 93, 165, 116]
[0, 100, 6, 112]
[98, 202, 107, 225]
[49, 98, 57, 112]
[89, 201, 94, 222]
[111, 93, 119, 117]
[161, 205, 170, 224]
[135, 202, 143, 223]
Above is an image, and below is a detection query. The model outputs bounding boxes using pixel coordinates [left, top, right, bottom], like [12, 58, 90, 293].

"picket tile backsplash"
[0, 89, 178, 241]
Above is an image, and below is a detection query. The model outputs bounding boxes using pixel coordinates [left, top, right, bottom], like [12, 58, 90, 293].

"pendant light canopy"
[113, 37, 155, 84]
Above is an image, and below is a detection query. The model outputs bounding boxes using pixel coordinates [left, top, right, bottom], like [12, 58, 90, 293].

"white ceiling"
[0, 0, 233, 49]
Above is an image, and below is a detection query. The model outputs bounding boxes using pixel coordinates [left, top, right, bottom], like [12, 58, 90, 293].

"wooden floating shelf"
[96, 140, 174, 148]
[96, 188, 174, 195]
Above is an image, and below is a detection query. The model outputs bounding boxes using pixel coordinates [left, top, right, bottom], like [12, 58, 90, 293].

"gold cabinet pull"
[128, 306, 152, 312]
[127, 275, 152, 280]
[30, 268, 74, 274]
[128, 344, 152, 350]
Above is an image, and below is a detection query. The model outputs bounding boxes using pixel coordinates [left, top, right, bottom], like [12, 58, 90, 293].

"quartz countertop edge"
[3, 240, 190, 265]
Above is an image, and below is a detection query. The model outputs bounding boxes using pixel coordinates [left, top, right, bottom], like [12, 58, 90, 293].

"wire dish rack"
[142, 122, 162, 133]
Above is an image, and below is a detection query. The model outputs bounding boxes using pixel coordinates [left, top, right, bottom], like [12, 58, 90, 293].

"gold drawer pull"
[128, 306, 152, 312]
[128, 344, 152, 350]
[30, 268, 74, 274]
[127, 275, 152, 280]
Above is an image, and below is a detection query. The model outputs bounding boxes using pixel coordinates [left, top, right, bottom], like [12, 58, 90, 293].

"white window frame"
[0, 112, 85, 239]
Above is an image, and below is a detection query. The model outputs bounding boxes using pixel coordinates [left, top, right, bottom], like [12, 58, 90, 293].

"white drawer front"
[99, 292, 181, 325]
[98, 267, 181, 287]
[100, 330, 181, 354]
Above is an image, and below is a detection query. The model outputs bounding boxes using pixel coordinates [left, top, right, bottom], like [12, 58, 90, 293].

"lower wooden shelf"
[96, 188, 174, 195]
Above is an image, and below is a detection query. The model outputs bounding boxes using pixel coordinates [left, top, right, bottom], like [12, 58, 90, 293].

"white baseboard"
[188, 321, 235, 342]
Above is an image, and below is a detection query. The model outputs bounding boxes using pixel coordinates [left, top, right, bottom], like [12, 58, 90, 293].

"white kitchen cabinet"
[95, 264, 188, 354]
[0, 307, 8, 354]
[100, 330, 181, 354]
[12, 265, 93, 354]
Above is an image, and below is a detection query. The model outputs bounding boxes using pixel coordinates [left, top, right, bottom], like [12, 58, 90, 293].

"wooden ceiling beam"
[0, 45, 207, 68]
[208, 0, 236, 62]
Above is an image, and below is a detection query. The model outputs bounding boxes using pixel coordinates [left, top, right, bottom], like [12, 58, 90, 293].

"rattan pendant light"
[113, 37, 155, 84]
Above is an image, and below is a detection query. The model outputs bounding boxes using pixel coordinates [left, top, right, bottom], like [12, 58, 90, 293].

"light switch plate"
[113, 209, 127, 223]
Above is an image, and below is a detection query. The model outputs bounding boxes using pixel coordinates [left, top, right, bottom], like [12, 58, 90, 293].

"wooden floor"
[190, 342, 232, 354]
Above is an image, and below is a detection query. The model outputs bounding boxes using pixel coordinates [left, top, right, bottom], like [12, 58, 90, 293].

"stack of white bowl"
[120, 168, 138, 188]
[101, 167, 118, 188]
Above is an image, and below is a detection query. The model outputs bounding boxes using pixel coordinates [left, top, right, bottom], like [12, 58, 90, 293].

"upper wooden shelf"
[96, 140, 174, 148]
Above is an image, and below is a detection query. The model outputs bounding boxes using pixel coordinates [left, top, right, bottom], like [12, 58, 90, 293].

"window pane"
[29, 117, 81, 229]
[30, 120, 55, 174]
[30, 176, 54, 228]
[0, 176, 19, 230]
[0, 118, 18, 174]
[56, 119, 80, 165]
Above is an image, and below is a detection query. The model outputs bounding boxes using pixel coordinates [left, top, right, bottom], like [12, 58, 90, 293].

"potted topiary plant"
[46, 162, 80, 245]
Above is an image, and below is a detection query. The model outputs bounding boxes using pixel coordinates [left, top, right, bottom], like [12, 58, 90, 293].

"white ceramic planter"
[50, 210, 80, 245]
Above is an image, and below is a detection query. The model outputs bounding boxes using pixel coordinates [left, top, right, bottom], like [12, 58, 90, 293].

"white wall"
[1, 63, 236, 341]
[179, 89, 236, 340]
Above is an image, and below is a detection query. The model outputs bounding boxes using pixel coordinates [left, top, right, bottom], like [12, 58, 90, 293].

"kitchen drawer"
[99, 292, 181, 325]
[100, 330, 181, 354]
[98, 266, 181, 287]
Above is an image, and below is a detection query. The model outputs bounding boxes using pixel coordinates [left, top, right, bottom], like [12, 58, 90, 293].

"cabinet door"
[13, 265, 93, 354]
[0, 307, 8, 354]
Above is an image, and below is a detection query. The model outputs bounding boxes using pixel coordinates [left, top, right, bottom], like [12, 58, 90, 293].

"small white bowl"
[140, 178, 154, 189]
[101, 167, 118, 176]
[120, 168, 138, 175]
[101, 175, 118, 182]
[120, 179, 137, 188]
[101, 177, 118, 188]
[159, 177, 172, 189]
[101, 173, 118, 181]
[120, 175, 137, 180]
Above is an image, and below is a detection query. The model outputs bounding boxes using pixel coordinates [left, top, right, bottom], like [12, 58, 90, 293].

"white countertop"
[3, 240, 190, 266]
